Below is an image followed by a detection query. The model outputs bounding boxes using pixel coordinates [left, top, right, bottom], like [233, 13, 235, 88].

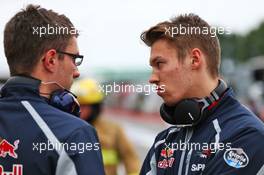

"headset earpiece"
[160, 103, 175, 124]
[160, 79, 227, 127]
[49, 89, 80, 117]
[160, 99, 201, 126]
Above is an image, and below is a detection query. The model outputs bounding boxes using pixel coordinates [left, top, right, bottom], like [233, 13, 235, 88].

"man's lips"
[156, 86, 165, 96]
[156, 87, 162, 91]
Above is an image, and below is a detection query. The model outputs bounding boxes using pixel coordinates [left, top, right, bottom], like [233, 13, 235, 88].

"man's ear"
[190, 48, 202, 70]
[41, 49, 58, 73]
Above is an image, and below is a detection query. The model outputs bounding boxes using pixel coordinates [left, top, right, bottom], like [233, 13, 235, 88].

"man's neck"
[191, 77, 219, 99]
[29, 72, 60, 99]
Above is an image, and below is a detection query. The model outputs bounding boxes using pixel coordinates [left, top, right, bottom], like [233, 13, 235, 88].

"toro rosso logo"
[160, 148, 174, 158]
[0, 139, 20, 159]
[224, 148, 249, 168]
[158, 148, 175, 169]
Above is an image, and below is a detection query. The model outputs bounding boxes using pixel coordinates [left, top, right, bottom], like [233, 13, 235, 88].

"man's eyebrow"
[150, 56, 160, 66]
[73, 51, 80, 55]
[74, 50, 80, 54]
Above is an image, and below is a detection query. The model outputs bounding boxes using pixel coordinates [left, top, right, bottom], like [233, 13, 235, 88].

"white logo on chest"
[191, 164, 205, 171]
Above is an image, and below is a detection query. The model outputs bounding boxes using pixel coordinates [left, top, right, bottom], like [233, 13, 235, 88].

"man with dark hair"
[140, 14, 264, 175]
[0, 4, 105, 175]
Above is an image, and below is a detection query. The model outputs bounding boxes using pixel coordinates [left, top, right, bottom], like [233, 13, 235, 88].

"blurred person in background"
[72, 78, 140, 175]
[247, 67, 264, 121]
[247, 81, 264, 121]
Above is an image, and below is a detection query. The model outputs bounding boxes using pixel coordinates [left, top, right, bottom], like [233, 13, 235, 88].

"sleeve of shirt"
[65, 125, 105, 175]
[203, 127, 264, 175]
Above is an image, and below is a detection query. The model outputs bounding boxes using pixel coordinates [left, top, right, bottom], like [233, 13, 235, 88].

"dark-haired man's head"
[141, 14, 221, 105]
[4, 4, 81, 90]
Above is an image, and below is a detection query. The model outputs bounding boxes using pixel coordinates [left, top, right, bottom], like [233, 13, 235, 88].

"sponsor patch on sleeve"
[223, 148, 249, 168]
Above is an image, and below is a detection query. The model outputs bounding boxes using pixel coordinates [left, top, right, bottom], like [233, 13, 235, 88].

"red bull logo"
[0, 139, 19, 159]
[0, 164, 23, 175]
[160, 148, 174, 158]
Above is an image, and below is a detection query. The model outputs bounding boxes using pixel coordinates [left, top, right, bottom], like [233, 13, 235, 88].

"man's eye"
[157, 62, 163, 67]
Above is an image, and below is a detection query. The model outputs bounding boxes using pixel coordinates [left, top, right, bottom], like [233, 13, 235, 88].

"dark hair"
[4, 4, 78, 76]
[141, 14, 221, 78]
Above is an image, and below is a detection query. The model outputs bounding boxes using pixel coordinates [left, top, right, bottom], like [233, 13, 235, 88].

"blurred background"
[1, 0, 264, 173]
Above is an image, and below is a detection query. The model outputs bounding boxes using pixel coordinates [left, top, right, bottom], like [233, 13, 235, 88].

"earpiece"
[49, 89, 81, 117]
[160, 79, 227, 127]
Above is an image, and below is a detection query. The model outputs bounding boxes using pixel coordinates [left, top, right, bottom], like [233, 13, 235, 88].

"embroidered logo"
[224, 148, 249, 168]
[0, 139, 20, 159]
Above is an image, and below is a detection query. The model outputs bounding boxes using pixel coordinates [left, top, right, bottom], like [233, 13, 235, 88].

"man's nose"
[149, 71, 159, 84]
[73, 68, 80, 78]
